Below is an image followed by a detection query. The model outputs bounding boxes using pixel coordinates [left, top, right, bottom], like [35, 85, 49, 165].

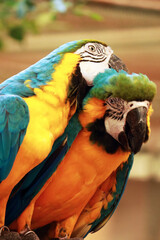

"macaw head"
[54, 40, 127, 84]
[79, 69, 156, 154]
[73, 40, 127, 86]
[58, 39, 127, 79]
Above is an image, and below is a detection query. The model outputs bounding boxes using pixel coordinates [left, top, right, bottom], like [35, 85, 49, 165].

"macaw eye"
[109, 98, 114, 104]
[88, 45, 96, 52]
[106, 97, 125, 111]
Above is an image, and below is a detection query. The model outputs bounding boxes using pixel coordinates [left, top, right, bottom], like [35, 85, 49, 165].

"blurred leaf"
[36, 12, 54, 27]
[65, 1, 73, 9]
[8, 25, 26, 41]
[0, 20, 4, 30]
[23, 19, 38, 34]
[25, 0, 35, 9]
[0, 0, 95, 48]
[73, 4, 84, 16]
[0, 38, 4, 49]
[0, 0, 16, 7]
[88, 12, 103, 21]
[51, 14, 57, 21]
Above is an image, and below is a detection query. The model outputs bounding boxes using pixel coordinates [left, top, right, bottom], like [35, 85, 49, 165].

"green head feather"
[84, 69, 156, 104]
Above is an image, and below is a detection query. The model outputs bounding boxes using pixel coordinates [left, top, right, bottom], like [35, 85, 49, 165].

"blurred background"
[0, 0, 160, 239]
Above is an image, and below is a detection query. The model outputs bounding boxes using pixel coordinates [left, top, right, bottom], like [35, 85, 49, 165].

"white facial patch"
[78, 60, 110, 86]
[74, 43, 113, 86]
[104, 97, 150, 142]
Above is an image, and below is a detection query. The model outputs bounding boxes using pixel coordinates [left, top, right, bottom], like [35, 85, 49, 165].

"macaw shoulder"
[24, 53, 81, 103]
[19, 53, 80, 163]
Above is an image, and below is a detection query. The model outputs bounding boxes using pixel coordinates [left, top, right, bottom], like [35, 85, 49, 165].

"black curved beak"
[109, 54, 128, 72]
[118, 107, 148, 154]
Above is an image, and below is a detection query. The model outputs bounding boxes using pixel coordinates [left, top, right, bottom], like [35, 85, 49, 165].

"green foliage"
[8, 25, 26, 41]
[0, 38, 4, 50]
[0, 0, 103, 49]
[0, 0, 36, 46]
[0, 0, 69, 48]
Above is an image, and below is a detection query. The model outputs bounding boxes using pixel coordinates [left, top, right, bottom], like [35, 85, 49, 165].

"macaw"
[0, 40, 127, 239]
[7, 70, 156, 240]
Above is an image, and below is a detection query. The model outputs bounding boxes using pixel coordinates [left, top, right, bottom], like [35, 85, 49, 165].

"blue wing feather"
[0, 95, 29, 181]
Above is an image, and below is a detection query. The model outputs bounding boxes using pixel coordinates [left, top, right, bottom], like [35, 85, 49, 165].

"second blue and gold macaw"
[0, 40, 127, 239]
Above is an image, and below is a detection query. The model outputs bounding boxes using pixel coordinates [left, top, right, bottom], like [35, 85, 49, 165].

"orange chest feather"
[33, 130, 130, 226]
[56, 130, 130, 188]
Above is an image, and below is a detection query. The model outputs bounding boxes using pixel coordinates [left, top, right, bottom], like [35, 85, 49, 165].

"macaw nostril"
[126, 107, 147, 126]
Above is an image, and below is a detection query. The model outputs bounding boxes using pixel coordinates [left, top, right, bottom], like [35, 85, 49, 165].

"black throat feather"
[67, 65, 91, 111]
[86, 117, 120, 154]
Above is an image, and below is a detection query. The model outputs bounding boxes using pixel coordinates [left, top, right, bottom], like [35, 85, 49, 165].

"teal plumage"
[0, 95, 29, 181]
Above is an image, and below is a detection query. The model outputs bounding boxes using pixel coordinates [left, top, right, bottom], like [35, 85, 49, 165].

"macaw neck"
[79, 97, 124, 154]
[87, 117, 121, 154]
[32, 53, 81, 106]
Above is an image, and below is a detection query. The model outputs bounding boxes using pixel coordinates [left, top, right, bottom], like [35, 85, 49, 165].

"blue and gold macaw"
[6, 70, 156, 240]
[0, 40, 127, 239]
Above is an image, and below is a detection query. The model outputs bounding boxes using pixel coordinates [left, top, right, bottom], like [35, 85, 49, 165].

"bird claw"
[0, 226, 10, 236]
[0, 227, 21, 240]
[58, 238, 83, 240]
[67, 238, 83, 240]
[51, 238, 83, 240]
[21, 230, 40, 240]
